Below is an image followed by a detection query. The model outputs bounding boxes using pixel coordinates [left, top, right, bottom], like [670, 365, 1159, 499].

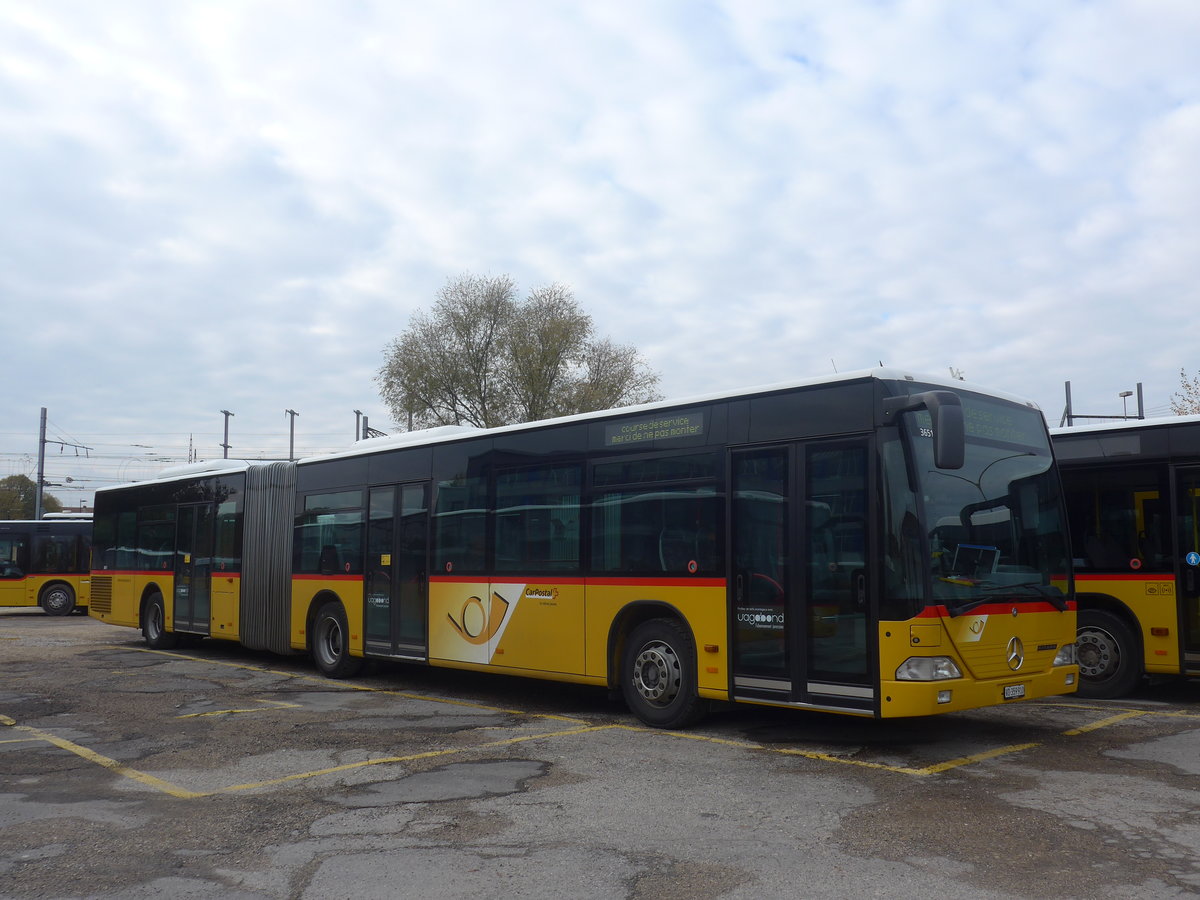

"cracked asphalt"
[4, 609, 1200, 899]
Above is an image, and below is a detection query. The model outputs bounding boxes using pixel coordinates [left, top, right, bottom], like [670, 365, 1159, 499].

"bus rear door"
[1178, 467, 1200, 672]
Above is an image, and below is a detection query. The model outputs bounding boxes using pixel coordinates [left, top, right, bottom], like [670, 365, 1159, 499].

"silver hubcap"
[631, 641, 681, 707]
[148, 604, 163, 639]
[44, 588, 70, 612]
[1077, 627, 1119, 680]
[319, 617, 343, 664]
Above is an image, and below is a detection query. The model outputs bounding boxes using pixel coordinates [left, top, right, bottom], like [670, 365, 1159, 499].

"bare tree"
[377, 274, 663, 430]
[1171, 368, 1200, 415]
[504, 282, 592, 422]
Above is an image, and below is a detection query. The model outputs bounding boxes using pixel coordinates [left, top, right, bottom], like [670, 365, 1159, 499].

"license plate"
[1003, 684, 1025, 700]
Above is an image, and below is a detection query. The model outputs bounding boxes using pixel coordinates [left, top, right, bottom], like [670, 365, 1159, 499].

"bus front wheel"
[142, 592, 178, 650]
[311, 601, 363, 679]
[621, 618, 706, 729]
[1076, 609, 1140, 699]
[40, 583, 76, 617]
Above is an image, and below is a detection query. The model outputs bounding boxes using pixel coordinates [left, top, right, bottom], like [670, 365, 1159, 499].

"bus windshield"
[887, 395, 1070, 617]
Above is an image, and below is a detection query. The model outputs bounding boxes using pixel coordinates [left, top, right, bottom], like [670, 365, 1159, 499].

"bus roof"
[1051, 414, 1200, 438]
[94, 458, 263, 495]
[93, 368, 1044, 490]
[0, 519, 90, 528]
[298, 366, 1042, 466]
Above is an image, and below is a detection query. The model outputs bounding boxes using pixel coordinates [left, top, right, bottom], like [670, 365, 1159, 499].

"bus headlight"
[895, 657, 962, 681]
[1053, 644, 1077, 666]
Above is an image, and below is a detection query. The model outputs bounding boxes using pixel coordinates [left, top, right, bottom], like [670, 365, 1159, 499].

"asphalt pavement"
[4, 609, 1200, 899]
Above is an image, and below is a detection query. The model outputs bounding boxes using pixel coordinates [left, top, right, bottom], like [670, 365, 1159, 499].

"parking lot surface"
[4, 609, 1200, 898]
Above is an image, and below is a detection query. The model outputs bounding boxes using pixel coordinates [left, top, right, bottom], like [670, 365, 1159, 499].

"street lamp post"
[285, 409, 299, 461]
[220, 410, 234, 458]
[1119, 390, 1133, 420]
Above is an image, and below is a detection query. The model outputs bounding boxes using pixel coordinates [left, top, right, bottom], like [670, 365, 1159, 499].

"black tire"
[621, 618, 706, 729]
[1076, 608, 1140, 699]
[142, 592, 178, 650]
[311, 601, 363, 678]
[40, 583, 76, 617]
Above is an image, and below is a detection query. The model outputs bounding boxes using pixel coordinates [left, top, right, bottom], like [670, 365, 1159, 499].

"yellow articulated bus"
[0, 517, 91, 615]
[1052, 415, 1200, 697]
[89, 369, 1077, 727]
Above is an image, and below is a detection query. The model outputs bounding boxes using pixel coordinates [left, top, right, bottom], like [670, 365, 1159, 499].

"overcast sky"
[3, 1, 1197, 506]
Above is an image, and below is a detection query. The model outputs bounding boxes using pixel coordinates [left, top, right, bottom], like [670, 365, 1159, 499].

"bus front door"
[173, 503, 214, 635]
[731, 440, 874, 712]
[1177, 467, 1200, 666]
[365, 483, 429, 659]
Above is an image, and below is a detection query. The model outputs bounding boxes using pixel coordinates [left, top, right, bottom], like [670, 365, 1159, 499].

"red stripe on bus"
[90, 570, 241, 577]
[428, 575, 726, 589]
[1074, 573, 1175, 581]
[915, 600, 1076, 618]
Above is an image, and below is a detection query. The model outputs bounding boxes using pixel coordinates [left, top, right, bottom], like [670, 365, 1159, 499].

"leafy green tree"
[377, 273, 663, 429]
[0, 475, 63, 519]
[1171, 368, 1200, 415]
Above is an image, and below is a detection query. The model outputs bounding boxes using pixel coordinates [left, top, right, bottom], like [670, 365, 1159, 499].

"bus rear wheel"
[621, 618, 706, 729]
[312, 601, 363, 679]
[142, 592, 178, 650]
[40, 583, 76, 617]
[1076, 609, 1139, 699]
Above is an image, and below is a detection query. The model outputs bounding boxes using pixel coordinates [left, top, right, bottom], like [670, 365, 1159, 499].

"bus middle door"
[365, 483, 429, 660]
[730, 439, 874, 712]
[174, 502, 214, 635]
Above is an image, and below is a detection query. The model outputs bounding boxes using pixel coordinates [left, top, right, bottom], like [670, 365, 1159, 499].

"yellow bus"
[89, 369, 1077, 727]
[1053, 415, 1200, 697]
[0, 517, 91, 615]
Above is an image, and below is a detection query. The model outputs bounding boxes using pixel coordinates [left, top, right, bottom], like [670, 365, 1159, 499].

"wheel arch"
[37, 579, 73, 603]
[1075, 591, 1143, 654]
[606, 599, 694, 691]
[138, 583, 168, 627]
[304, 589, 346, 653]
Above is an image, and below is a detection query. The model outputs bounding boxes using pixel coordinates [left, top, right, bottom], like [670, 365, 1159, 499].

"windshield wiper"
[945, 582, 1069, 616]
[944, 597, 993, 617]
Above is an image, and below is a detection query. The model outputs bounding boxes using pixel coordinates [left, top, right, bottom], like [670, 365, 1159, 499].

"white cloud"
[2, 0, 1197, 499]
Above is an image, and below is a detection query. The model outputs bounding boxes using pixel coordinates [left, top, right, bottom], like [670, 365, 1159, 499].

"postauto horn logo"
[447, 592, 511, 645]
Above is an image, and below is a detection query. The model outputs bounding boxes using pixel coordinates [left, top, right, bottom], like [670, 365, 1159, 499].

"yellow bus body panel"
[1075, 574, 1181, 675]
[88, 572, 166, 630]
[427, 577, 729, 698]
[289, 577, 365, 654]
[877, 605, 1078, 717]
[89, 571, 241, 643]
[582, 581, 729, 698]
[0, 575, 90, 609]
[210, 574, 240, 640]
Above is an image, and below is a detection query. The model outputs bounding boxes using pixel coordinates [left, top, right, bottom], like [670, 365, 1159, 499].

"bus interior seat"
[318, 544, 340, 575]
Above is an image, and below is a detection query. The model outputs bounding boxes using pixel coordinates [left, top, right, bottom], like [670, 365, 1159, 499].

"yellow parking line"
[637, 724, 1042, 776]
[1061, 710, 1149, 735]
[123, 646, 591, 726]
[1036, 700, 1200, 734]
[3, 711, 606, 798]
[216, 724, 608, 794]
[34, 651, 1189, 793]
[1, 713, 202, 799]
[177, 700, 301, 719]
